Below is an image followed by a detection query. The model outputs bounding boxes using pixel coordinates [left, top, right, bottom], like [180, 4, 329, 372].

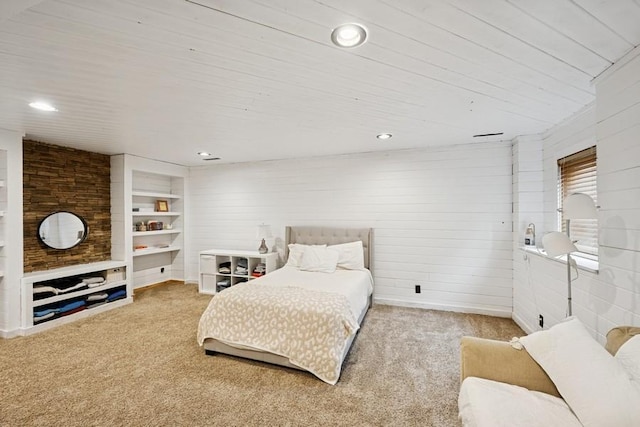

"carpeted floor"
[0, 282, 523, 426]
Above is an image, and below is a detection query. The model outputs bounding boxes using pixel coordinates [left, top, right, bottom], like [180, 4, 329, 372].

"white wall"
[188, 141, 514, 316]
[513, 45, 640, 341]
[0, 128, 23, 337]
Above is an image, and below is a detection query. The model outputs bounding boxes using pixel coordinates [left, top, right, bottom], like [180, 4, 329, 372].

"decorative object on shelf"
[524, 223, 535, 246]
[548, 192, 598, 316]
[147, 220, 163, 231]
[256, 224, 272, 254]
[136, 222, 147, 232]
[155, 199, 169, 212]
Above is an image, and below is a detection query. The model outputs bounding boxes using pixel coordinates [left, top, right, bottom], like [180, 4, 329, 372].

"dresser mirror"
[37, 211, 88, 250]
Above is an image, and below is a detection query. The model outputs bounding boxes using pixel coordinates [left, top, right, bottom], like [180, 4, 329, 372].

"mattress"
[197, 266, 373, 384]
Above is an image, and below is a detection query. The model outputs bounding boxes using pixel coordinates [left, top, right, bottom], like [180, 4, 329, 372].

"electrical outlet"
[539, 314, 544, 328]
[415, 285, 421, 294]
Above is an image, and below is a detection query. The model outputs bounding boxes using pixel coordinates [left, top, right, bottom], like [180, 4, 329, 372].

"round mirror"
[38, 211, 88, 250]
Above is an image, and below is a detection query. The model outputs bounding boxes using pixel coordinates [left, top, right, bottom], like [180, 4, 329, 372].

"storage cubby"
[21, 261, 130, 334]
[198, 250, 277, 295]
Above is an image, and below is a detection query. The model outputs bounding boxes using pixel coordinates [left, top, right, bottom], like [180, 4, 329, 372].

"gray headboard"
[285, 226, 372, 269]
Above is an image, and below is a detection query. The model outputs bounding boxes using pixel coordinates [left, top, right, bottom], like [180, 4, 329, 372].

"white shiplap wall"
[0, 128, 23, 337]
[512, 46, 640, 340]
[188, 141, 514, 316]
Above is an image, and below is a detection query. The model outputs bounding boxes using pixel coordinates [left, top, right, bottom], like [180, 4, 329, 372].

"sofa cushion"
[458, 377, 582, 427]
[519, 317, 640, 427]
[615, 335, 640, 388]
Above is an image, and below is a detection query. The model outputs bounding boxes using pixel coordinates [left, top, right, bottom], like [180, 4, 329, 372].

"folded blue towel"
[59, 300, 85, 313]
[107, 289, 126, 302]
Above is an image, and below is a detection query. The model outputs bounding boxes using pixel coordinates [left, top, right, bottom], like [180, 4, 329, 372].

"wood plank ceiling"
[1, 0, 639, 166]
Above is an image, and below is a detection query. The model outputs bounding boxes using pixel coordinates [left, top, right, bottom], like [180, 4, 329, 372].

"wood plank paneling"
[2, 1, 640, 166]
[188, 141, 514, 316]
[512, 46, 640, 340]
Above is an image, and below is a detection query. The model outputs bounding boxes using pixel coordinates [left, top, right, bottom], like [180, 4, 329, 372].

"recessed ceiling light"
[29, 101, 58, 112]
[331, 23, 368, 48]
[376, 133, 392, 140]
[197, 151, 211, 157]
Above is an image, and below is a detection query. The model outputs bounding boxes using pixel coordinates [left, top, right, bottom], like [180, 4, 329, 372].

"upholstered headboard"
[285, 226, 372, 269]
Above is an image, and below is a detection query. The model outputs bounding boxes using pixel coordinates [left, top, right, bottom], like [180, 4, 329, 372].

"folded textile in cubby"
[106, 289, 126, 302]
[34, 308, 59, 318]
[33, 286, 58, 299]
[61, 306, 86, 317]
[86, 292, 108, 302]
[59, 300, 85, 313]
[33, 312, 56, 323]
[86, 301, 107, 310]
[56, 282, 88, 294]
[83, 277, 106, 288]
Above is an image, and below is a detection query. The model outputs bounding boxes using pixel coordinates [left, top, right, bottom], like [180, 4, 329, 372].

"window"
[557, 146, 597, 256]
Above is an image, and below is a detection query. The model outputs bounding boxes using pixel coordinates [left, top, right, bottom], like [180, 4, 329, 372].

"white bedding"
[249, 266, 373, 319]
[197, 267, 373, 384]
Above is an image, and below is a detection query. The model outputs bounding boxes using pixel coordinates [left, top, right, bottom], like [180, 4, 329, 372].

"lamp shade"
[256, 224, 272, 240]
[542, 231, 578, 258]
[563, 193, 597, 219]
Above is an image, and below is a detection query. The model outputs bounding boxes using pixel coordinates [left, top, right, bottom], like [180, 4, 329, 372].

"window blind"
[558, 146, 598, 256]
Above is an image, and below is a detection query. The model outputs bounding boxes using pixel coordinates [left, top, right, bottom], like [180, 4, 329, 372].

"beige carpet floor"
[0, 282, 523, 426]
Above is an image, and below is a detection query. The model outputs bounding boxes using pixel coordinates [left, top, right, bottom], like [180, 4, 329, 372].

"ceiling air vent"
[473, 132, 504, 138]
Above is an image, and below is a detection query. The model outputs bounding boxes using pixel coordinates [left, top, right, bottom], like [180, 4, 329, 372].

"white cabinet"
[199, 250, 278, 295]
[21, 261, 130, 335]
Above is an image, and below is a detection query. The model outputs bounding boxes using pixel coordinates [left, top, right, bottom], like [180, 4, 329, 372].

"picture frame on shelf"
[155, 200, 169, 212]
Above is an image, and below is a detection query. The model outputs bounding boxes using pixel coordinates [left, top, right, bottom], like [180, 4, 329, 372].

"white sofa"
[458, 319, 640, 427]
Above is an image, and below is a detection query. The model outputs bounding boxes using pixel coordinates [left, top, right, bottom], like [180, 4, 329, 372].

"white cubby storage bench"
[21, 261, 131, 335]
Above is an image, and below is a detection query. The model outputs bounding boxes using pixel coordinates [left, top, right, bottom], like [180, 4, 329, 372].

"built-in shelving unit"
[111, 154, 188, 290]
[21, 260, 130, 335]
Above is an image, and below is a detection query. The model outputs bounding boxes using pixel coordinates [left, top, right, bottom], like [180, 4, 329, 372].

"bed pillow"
[329, 241, 365, 270]
[298, 246, 339, 273]
[285, 244, 325, 269]
[519, 317, 640, 427]
[616, 335, 640, 387]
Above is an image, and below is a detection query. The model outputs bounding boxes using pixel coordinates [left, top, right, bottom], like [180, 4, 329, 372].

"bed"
[197, 226, 373, 384]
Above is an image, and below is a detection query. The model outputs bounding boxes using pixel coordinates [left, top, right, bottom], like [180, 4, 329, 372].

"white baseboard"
[512, 312, 536, 334]
[373, 298, 512, 318]
[0, 328, 21, 339]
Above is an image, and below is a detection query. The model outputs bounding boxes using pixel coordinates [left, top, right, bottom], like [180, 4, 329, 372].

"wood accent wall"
[23, 140, 111, 272]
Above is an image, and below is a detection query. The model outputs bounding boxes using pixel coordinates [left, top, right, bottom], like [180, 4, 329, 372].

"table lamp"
[256, 224, 272, 254]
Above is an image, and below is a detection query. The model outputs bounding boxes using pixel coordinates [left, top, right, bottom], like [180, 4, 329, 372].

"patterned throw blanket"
[197, 282, 359, 384]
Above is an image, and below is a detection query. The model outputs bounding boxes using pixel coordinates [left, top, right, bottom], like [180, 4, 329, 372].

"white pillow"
[298, 246, 339, 273]
[519, 317, 640, 427]
[329, 241, 365, 270]
[616, 335, 640, 386]
[285, 244, 325, 269]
